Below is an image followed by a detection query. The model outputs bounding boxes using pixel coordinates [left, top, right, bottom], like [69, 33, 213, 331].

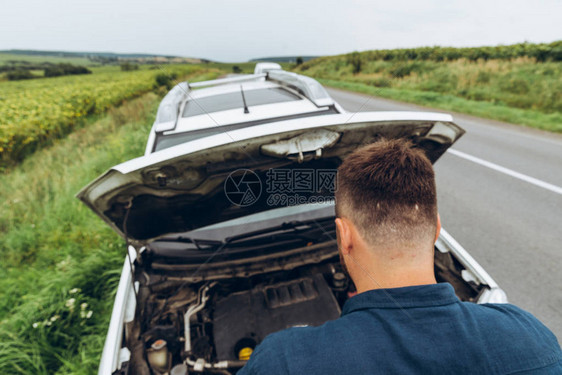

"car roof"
[166, 78, 328, 135]
[171, 97, 324, 135]
[188, 79, 279, 99]
[149, 69, 341, 154]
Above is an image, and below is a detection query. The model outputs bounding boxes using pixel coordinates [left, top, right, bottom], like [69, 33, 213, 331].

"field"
[0, 53, 94, 66]
[1, 42, 560, 374]
[293, 43, 562, 132]
[0, 64, 224, 170]
[0, 66, 226, 374]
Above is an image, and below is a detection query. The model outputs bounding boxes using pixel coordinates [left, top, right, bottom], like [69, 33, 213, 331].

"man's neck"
[346, 252, 437, 293]
[354, 273, 437, 293]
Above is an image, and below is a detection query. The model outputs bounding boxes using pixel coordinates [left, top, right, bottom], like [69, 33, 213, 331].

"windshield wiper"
[155, 217, 334, 251]
[224, 220, 313, 243]
[223, 217, 335, 247]
[154, 216, 336, 258]
[153, 236, 223, 251]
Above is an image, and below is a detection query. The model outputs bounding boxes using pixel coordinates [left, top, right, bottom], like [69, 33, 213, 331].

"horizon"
[3, 38, 560, 63]
[2, 0, 561, 62]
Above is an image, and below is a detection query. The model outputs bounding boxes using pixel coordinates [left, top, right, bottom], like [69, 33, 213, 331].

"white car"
[144, 63, 344, 155]
[78, 65, 507, 375]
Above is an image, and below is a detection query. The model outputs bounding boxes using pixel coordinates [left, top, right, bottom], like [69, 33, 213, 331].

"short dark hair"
[335, 138, 437, 248]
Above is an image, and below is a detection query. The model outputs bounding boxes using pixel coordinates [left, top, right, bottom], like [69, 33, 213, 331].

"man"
[238, 139, 562, 374]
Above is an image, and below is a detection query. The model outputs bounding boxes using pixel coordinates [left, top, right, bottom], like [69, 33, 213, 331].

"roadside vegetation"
[0, 67, 225, 374]
[293, 41, 562, 132]
[0, 64, 221, 170]
[1, 41, 559, 373]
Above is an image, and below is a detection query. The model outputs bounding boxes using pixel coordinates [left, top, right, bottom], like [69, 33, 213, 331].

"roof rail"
[152, 69, 334, 133]
[153, 82, 189, 132]
[188, 73, 266, 89]
[254, 62, 282, 74]
[266, 70, 334, 108]
[153, 75, 268, 132]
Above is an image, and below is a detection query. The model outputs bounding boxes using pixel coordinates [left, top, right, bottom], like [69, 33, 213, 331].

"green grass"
[294, 56, 562, 133]
[317, 78, 562, 133]
[0, 68, 225, 374]
[0, 53, 94, 66]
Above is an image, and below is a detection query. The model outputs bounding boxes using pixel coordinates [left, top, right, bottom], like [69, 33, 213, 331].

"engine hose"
[186, 358, 248, 372]
[184, 282, 216, 353]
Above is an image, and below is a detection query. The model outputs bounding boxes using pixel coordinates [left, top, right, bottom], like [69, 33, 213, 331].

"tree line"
[346, 41, 562, 64]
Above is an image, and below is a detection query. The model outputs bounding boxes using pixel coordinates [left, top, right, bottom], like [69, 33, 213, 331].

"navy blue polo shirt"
[238, 283, 561, 374]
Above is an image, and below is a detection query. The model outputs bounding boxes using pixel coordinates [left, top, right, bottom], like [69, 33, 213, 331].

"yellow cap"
[238, 347, 253, 361]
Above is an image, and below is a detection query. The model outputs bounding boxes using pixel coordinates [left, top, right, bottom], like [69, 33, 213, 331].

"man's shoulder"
[461, 301, 554, 333]
[457, 302, 562, 369]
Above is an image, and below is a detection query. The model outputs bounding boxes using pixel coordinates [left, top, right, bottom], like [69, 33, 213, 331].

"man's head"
[334, 138, 441, 291]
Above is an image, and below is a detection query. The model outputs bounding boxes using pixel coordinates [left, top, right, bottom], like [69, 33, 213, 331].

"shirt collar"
[342, 283, 460, 315]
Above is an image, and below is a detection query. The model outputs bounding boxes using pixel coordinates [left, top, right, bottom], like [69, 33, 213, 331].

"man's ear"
[434, 213, 441, 243]
[335, 217, 354, 255]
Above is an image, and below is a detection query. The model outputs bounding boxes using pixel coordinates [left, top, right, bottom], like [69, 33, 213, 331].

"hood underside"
[77, 112, 464, 245]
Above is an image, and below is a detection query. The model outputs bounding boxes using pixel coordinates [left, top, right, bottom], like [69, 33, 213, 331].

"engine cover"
[212, 274, 341, 360]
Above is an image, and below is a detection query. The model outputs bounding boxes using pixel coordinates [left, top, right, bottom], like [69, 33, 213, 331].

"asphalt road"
[327, 87, 562, 340]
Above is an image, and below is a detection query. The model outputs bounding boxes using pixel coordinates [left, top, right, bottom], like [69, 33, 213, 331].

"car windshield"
[152, 107, 338, 152]
[182, 87, 301, 117]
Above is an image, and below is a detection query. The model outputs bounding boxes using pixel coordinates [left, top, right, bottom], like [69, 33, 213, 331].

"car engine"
[212, 274, 341, 361]
[127, 259, 350, 375]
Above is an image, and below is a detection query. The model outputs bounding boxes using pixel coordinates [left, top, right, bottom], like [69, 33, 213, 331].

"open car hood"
[77, 112, 464, 245]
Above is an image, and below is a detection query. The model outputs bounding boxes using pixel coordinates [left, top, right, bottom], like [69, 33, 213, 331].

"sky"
[1, 0, 561, 62]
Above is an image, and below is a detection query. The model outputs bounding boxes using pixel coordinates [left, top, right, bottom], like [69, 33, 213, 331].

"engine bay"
[125, 256, 350, 375]
[212, 273, 342, 361]
[123, 244, 483, 375]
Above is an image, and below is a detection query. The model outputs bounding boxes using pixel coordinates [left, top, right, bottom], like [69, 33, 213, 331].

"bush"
[499, 77, 530, 95]
[0, 61, 51, 73]
[419, 69, 458, 93]
[120, 62, 139, 71]
[6, 69, 35, 80]
[366, 77, 391, 87]
[464, 88, 490, 101]
[476, 71, 491, 83]
[154, 72, 178, 89]
[232, 65, 242, 73]
[550, 46, 562, 61]
[347, 52, 362, 74]
[44, 64, 92, 77]
[390, 63, 414, 78]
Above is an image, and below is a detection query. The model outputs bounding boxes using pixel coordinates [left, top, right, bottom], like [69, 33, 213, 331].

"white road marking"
[459, 118, 562, 147]
[447, 149, 562, 195]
